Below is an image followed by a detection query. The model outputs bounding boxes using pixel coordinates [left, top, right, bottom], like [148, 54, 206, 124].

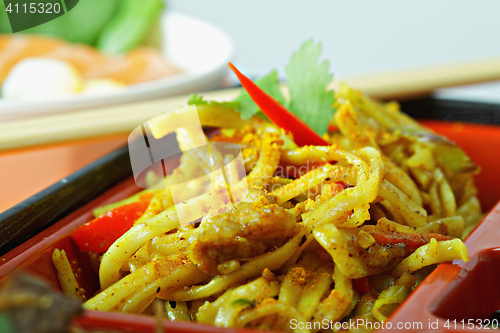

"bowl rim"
[0, 11, 234, 121]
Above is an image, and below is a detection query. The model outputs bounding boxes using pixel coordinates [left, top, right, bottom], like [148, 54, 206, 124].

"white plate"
[0, 12, 233, 122]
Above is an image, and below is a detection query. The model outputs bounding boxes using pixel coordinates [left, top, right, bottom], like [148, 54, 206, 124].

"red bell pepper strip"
[370, 231, 453, 251]
[327, 124, 338, 132]
[352, 277, 379, 298]
[228, 62, 329, 147]
[71, 199, 151, 253]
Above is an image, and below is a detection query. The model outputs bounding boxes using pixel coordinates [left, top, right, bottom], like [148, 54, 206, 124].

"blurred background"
[172, 0, 500, 77]
[169, 0, 500, 102]
[1, 0, 500, 212]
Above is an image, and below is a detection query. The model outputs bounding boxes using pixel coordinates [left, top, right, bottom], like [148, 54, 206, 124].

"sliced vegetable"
[93, 190, 155, 217]
[370, 230, 453, 251]
[372, 284, 410, 322]
[192, 40, 335, 136]
[96, 0, 164, 54]
[228, 62, 329, 147]
[188, 93, 240, 110]
[401, 131, 479, 174]
[234, 70, 286, 120]
[392, 238, 469, 277]
[19, 0, 121, 45]
[352, 277, 378, 298]
[432, 140, 479, 174]
[72, 200, 151, 253]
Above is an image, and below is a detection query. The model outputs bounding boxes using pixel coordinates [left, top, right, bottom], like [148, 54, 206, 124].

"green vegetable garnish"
[2, 0, 122, 44]
[404, 132, 479, 174]
[234, 70, 286, 120]
[188, 94, 240, 110]
[0, 313, 13, 333]
[96, 0, 164, 54]
[232, 298, 256, 309]
[189, 39, 335, 135]
[285, 39, 335, 135]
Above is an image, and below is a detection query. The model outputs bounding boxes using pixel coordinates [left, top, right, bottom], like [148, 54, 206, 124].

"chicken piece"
[188, 189, 299, 275]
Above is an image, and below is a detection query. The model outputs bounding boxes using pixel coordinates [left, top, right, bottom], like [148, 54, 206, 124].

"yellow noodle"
[52, 249, 84, 301]
[122, 281, 160, 313]
[86, 261, 155, 311]
[166, 301, 191, 321]
[409, 168, 432, 191]
[134, 190, 167, 225]
[280, 146, 331, 165]
[236, 301, 308, 333]
[100, 182, 239, 289]
[416, 216, 464, 238]
[439, 177, 457, 217]
[429, 182, 443, 218]
[384, 160, 422, 206]
[99, 206, 181, 289]
[166, 230, 308, 301]
[378, 200, 405, 224]
[378, 180, 427, 227]
[313, 265, 353, 323]
[457, 196, 482, 238]
[273, 164, 346, 205]
[73, 83, 484, 331]
[406, 142, 435, 171]
[335, 101, 380, 149]
[197, 277, 279, 327]
[297, 263, 334, 320]
[281, 234, 315, 273]
[126, 241, 150, 272]
[148, 228, 195, 257]
[87, 255, 208, 312]
[302, 147, 383, 226]
[246, 132, 283, 188]
[278, 268, 302, 308]
[391, 238, 469, 277]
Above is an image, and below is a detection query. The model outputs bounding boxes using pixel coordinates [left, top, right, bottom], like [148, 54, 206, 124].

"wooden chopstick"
[2, 56, 500, 151]
[0, 89, 240, 150]
[336, 57, 500, 100]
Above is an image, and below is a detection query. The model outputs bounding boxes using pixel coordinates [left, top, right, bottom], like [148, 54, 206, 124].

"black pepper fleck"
[299, 235, 307, 246]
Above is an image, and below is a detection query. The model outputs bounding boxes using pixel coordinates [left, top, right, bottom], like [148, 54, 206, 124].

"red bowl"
[1, 120, 500, 333]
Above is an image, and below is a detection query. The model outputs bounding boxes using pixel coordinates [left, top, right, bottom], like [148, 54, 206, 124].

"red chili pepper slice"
[370, 231, 453, 251]
[352, 277, 379, 298]
[327, 124, 338, 132]
[228, 62, 330, 147]
[71, 199, 151, 253]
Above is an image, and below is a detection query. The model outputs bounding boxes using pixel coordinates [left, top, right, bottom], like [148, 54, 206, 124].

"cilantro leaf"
[285, 39, 335, 135]
[186, 40, 335, 134]
[187, 93, 240, 109]
[234, 70, 285, 120]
